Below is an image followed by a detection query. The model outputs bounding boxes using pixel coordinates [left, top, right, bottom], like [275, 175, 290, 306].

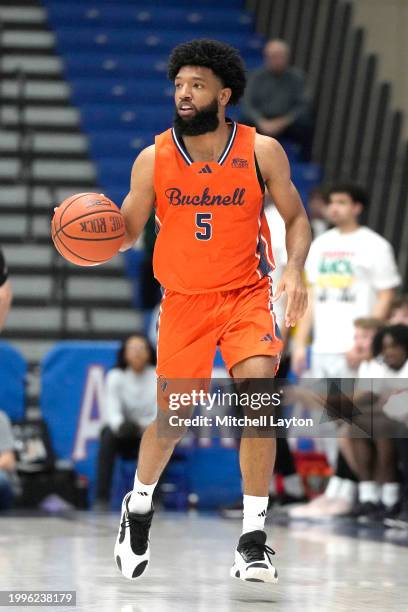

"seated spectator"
[379, 324, 408, 529]
[0, 410, 17, 511]
[346, 317, 385, 371]
[288, 317, 383, 520]
[348, 325, 408, 523]
[95, 334, 157, 509]
[241, 39, 314, 160]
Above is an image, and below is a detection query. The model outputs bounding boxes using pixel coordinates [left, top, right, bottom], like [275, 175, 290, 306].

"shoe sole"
[230, 564, 278, 584]
[114, 542, 150, 580]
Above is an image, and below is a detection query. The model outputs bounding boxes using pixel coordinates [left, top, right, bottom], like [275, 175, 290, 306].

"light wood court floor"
[0, 511, 407, 611]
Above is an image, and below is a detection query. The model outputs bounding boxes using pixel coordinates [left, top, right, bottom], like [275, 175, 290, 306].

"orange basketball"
[51, 192, 125, 266]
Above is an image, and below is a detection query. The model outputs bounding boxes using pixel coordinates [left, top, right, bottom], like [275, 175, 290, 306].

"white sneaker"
[230, 530, 278, 583]
[114, 491, 154, 580]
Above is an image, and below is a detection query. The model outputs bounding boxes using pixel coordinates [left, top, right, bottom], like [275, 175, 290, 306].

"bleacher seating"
[0, 0, 321, 366]
[43, 0, 320, 208]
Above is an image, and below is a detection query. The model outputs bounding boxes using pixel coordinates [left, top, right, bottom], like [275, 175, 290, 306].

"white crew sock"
[358, 481, 380, 504]
[242, 495, 269, 534]
[324, 476, 343, 499]
[283, 473, 305, 498]
[338, 479, 358, 503]
[381, 482, 400, 508]
[128, 471, 158, 514]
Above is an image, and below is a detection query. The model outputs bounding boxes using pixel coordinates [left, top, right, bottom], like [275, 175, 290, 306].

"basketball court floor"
[1, 510, 407, 611]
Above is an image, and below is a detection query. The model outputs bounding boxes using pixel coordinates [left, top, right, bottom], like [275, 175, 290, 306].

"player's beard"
[173, 99, 219, 136]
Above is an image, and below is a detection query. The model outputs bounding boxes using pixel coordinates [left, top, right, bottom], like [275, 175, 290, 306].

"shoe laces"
[242, 540, 275, 564]
[122, 513, 151, 555]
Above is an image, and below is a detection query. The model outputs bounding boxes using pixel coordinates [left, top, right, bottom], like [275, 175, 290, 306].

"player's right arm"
[119, 145, 156, 252]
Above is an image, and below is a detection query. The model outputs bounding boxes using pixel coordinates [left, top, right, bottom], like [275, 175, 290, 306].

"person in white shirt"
[348, 325, 408, 523]
[95, 334, 157, 508]
[289, 184, 401, 519]
[292, 183, 401, 379]
[378, 324, 408, 529]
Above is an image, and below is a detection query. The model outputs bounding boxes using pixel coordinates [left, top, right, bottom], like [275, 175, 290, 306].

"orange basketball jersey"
[153, 121, 275, 294]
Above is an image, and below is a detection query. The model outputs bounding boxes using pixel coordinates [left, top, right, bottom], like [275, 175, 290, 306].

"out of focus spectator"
[308, 187, 329, 238]
[347, 325, 408, 523]
[0, 247, 12, 332]
[94, 334, 157, 508]
[288, 317, 383, 520]
[345, 317, 385, 371]
[379, 324, 408, 529]
[359, 324, 408, 379]
[290, 183, 400, 517]
[292, 183, 401, 380]
[0, 410, 16, 511]
[241, 39, 314, 160]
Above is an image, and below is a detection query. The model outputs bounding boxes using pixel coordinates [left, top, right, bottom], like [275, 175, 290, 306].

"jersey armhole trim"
[254, 153, 265, 194]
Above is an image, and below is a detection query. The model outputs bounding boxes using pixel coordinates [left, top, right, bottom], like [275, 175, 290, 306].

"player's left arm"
[255, 134, 312, 327]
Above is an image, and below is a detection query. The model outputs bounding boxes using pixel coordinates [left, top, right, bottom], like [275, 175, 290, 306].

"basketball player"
[114, 40, 311, 584]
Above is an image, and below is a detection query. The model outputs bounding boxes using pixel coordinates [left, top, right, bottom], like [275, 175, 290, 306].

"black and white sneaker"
[355, 502, 382, 524]
[230, 530, 278, 583]
[384, 504, 408, 529]
[114, 491, 154, 580]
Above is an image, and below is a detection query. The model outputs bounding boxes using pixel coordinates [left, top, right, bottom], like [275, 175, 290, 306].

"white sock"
[128, 471, 157, 514]
[242, 495, 268, 534]
[381, 482, 400, 508]
[338, 479, 357, 503]
[358, 481, 380, 504]
[325, 476, 343, 499]
[283, 473, 305, 498]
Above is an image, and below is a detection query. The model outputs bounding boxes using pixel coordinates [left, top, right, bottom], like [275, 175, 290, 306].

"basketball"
[51, 192, 125, 266]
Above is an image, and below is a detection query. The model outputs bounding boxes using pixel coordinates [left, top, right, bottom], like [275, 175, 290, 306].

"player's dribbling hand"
[272, 265, 308, 328]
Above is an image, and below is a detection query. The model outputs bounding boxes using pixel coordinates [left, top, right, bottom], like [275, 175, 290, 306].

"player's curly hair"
[167, 39, 246, 105]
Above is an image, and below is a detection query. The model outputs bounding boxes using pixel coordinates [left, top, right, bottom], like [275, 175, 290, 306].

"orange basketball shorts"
[156, 275, 283, 379]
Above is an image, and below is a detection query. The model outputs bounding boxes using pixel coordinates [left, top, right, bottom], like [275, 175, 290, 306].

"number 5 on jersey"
[195, 213, 212, 241]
